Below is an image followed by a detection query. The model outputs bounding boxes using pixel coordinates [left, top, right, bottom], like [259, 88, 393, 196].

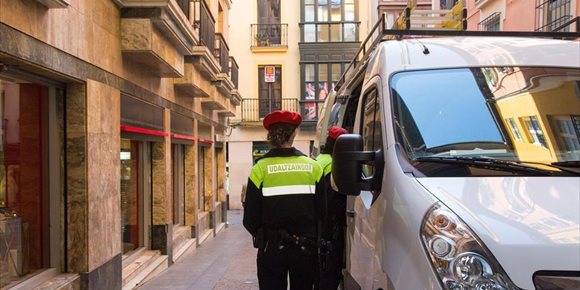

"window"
[256, 0, 282, 45]
[478, 12, 501, 31]
[302, 0, 358, 42]
[361, 88, 382, 177]
[535, 0, 572, 32]
[172, 144, 186, 225]
[552, 115, 580, 159]
[0, 78, 64, 285]
[121, 139, 141, 254]
[302, 62, 344, 121]
[198, 146, 205, 210]
[506, 118, 523, 141]
[522, 116, 548, 148]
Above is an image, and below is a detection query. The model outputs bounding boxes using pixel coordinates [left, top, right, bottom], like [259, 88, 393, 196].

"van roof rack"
[334, 0, 579, 91]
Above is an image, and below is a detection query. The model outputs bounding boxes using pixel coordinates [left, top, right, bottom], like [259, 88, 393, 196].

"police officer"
[316, 126, 348, 290]
[243, 110, 324, 290]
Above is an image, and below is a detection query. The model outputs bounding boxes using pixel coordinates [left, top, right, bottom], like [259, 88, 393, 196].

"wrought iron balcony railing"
[251, 24, 289, 47]
[214, 33, 229, 74]
[241, 98, 299, 122]
[535, 0, 576, 32]
[478, 12, 501, 31]
[229, 57, 239, 89]
[240, 98, 323, 123]
[194, 0, 215, 52]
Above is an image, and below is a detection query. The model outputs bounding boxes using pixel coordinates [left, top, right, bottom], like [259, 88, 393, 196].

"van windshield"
[391, 67, 580, 176]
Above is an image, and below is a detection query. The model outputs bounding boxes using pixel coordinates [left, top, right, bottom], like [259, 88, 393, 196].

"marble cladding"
[174, 62, 215, 97]
[197, 211, 210, 236]
[121, 18, 184, 77]
[86, 80, 121, 272]
[0, 0, 49, 42]
[202, 145, 215, 211]
[184, 144, 198, 225]
[65, 80, 123, 273]
[152, 109, 173, 227]
[0, 0, 122, 75]
[216, 148, 226, 203]
[66, 83, 89, 273]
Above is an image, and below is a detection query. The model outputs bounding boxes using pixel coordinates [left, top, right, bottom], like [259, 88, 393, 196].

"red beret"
[263, 110, 302, 130]
[328, 126, 348, 139]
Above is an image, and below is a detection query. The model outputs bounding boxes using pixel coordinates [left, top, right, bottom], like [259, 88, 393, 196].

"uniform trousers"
[318, 225, 345, 290]
[257, 246, 317, 290]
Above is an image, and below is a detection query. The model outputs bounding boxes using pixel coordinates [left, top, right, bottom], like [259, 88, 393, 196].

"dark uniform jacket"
[243, 147, 324, 238]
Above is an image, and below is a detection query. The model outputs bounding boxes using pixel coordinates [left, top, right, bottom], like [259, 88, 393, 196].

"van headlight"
[420, 203, 520, 290]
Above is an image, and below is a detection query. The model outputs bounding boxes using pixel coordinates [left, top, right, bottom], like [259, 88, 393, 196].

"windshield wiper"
[413, 156, 560, 176]
[551, 160, 580, 167]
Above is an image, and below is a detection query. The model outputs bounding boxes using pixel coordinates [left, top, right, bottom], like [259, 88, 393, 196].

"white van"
[321, 19, 580, 290]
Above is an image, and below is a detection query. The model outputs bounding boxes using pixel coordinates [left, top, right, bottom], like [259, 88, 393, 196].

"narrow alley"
[138, 210, 258, 290]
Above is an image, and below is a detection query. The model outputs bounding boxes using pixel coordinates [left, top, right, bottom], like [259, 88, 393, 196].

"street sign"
[264, 66, 275, 83]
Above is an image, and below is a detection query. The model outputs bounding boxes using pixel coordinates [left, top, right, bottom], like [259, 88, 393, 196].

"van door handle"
[346, 209, 355, 218]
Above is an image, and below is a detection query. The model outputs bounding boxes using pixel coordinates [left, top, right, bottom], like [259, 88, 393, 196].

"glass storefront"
[172, 144, 186, 225]
[0, 77, 62, 286]
[120, 139, 140, 254]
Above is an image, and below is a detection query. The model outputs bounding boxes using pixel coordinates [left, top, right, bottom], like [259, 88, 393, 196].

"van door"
[344, 79, 385, 290]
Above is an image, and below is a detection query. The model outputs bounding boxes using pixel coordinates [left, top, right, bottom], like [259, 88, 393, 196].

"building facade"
[0, 0, 240, 289]
[467, 0, 579, 32]
[228, 0, 370, 210]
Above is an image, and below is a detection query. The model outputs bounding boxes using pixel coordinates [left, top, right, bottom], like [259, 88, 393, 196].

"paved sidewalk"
[138, 210, 259, 290]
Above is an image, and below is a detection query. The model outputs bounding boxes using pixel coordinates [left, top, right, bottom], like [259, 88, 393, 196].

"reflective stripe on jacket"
[243, 147, 323, 237]
[316, 153, 332, 176]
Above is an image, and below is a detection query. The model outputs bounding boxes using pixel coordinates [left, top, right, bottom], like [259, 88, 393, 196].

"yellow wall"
[497, 80, 579, 162]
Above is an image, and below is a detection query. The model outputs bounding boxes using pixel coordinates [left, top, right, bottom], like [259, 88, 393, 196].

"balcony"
[213, 33, 235, 97]
[119, 0, 197, 77]
[229, 57, 239, 90]
[240, 98, 299, 122]
[214, 34, 229, 74]
[228, 57, 241, 109]
[251, 24, 288, 53]
[190, 0, 221, 78]
[535, 0, 577, 32]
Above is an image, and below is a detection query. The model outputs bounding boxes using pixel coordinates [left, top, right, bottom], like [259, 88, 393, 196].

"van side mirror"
[331, 134, 383, 195]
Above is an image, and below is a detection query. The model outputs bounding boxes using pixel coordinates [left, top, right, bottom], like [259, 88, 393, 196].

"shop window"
[120, 139, 147, 254]
[172, 144, 186, 225]
[0, 78, 63, 286]
[120, 95, 161, 255]
[198, 146, 205, 210]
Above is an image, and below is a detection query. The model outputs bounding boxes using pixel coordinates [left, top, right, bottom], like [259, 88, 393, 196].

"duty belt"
[260, 229, 316, 254]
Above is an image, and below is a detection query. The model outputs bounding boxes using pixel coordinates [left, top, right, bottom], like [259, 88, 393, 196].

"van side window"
[361, 88, 383, 177]
[338, 85, 362, 133]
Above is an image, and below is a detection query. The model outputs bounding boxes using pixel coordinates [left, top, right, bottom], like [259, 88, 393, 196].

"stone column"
[216, 144, 226, 203]
[151, 108, 173, 264]
[184, 118, 198, 239]
[67, 81, 122, 289]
